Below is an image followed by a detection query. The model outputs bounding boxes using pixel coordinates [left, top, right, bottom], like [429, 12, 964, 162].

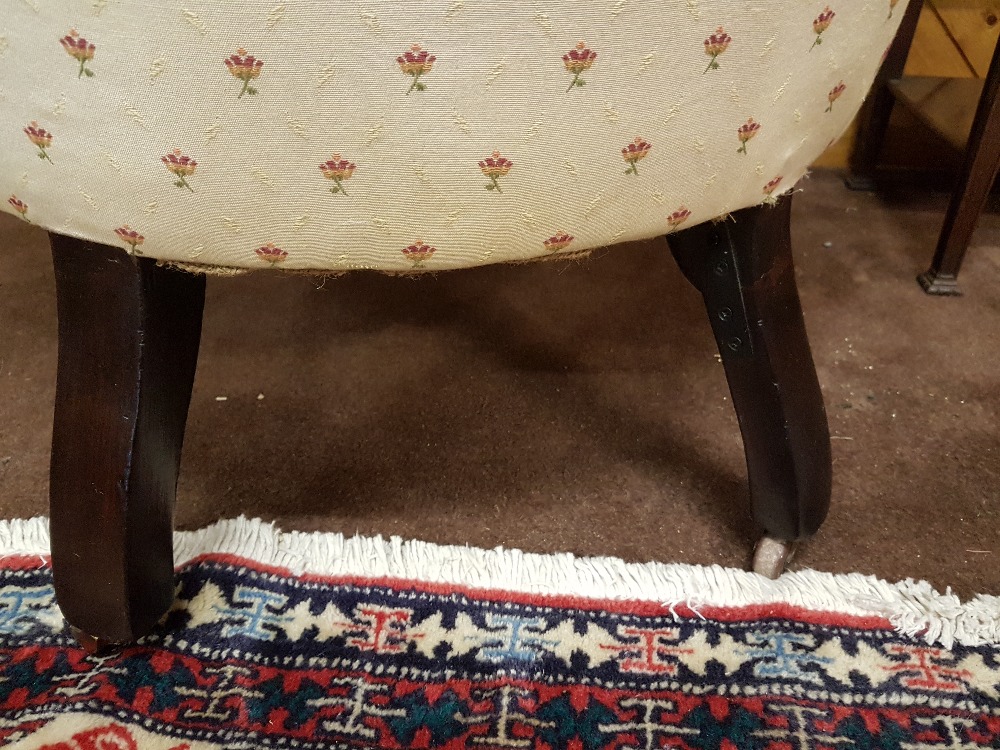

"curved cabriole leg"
[668, 196, 831, 578]
[49, 235, 204, 648]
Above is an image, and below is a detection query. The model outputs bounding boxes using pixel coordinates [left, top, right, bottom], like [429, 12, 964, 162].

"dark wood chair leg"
[918, 38, 1000, 296]
[49, 235, 205, 649]
[846, 0, 924, 190]
[667, 196, 832, 577]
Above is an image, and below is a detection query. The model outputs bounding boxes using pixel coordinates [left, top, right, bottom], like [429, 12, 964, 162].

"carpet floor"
[1, 170, 999, 597]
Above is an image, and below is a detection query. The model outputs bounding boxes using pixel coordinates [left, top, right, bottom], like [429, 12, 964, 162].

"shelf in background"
[888, 76, 985, 151]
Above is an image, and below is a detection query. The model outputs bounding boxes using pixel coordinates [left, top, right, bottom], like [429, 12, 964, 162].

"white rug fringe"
[1, 516, 997, 650]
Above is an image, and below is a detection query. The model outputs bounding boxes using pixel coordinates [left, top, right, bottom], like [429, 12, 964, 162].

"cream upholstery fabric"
[1, 1, 906, 272]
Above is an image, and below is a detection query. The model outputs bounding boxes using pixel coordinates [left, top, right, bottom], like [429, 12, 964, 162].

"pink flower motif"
[479, 151, 513, 192]
[115, 225, 145, 253]
[397, 44, 436, 94]
[811, 6, 835, 50]
[563, 41, 597, 91]
[161, 149, 197, 192]
[826, 81, 846, 112]
[544, 231, 574, 252]
[319, 153, 357, 195]
[667, 207, 692, 230]
[704, 27, 732, 72]
[737, 117, 760, 154]
[403, 239, 436, 266]
[8, 195, 28, 221]
[24, 121, 54, 163]
[255, 242, 288, 264]
[763, 176, 784, 204]
[622, 137, 652, 176]
[59, 29, 96, 78]
[224, 48, 264, 98]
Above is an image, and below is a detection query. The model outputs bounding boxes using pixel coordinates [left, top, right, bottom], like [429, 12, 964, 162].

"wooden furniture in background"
[851, 0, 1000, 295]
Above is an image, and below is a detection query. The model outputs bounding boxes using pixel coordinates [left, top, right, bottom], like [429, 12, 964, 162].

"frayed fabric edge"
[0, 516, 996, 649]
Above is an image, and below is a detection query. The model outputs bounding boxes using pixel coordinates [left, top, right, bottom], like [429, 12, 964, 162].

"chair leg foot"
[917, 270, 963, 296]
[70, 626, 125, 655]
[752, 536, 797, 579]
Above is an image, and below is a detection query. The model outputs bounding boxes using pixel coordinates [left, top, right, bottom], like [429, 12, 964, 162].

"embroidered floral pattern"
[162, 149, 197, 192]
[403, 239, 436, 266]
[667, 207, 692, 230]
[811, 7, 835, 50]
[737, 117, 760, 154]
[7, 195, 28, 221]
[115, 225, 145, 253]
[827, 81, 846, 111]
[225, 48, 264, 98]
[563, 41, 597, 91]
[544, 231, 574, 252]
[60, 29, 95, 78]
[319, 154, 356, 195]
[24, 122, 54, 163]
[704, 27, 732, 72]
[255, 242, 288, 264]
[763, 176, 783, 204]
[622, 137, 651, 175]
[479, 151, 513, 192]
[398, 44, 436, 94]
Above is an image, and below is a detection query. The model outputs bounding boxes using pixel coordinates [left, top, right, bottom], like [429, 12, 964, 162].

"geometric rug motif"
[2, 555, 999, 749]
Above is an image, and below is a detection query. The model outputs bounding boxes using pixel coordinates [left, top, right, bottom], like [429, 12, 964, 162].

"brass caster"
[70, 625, 125, 655]
[752, 536, 797, 579]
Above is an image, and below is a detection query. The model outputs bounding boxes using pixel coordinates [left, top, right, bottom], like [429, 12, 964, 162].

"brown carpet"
[2, 170, 998, 598]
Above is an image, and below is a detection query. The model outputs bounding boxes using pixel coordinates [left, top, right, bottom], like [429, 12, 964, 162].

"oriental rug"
[0, 517, 998, 749]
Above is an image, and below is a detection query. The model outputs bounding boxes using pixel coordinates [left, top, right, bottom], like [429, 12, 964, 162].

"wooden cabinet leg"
[668, 196, 832, 567]
[918, 38, 1000, 296]
[846, 0, 924, 190]
[49, 235, 205, 646]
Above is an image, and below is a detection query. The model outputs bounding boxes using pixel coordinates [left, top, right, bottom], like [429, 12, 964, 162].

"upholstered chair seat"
[4, 1, 900, 272]
[1, 0, 908, 649]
